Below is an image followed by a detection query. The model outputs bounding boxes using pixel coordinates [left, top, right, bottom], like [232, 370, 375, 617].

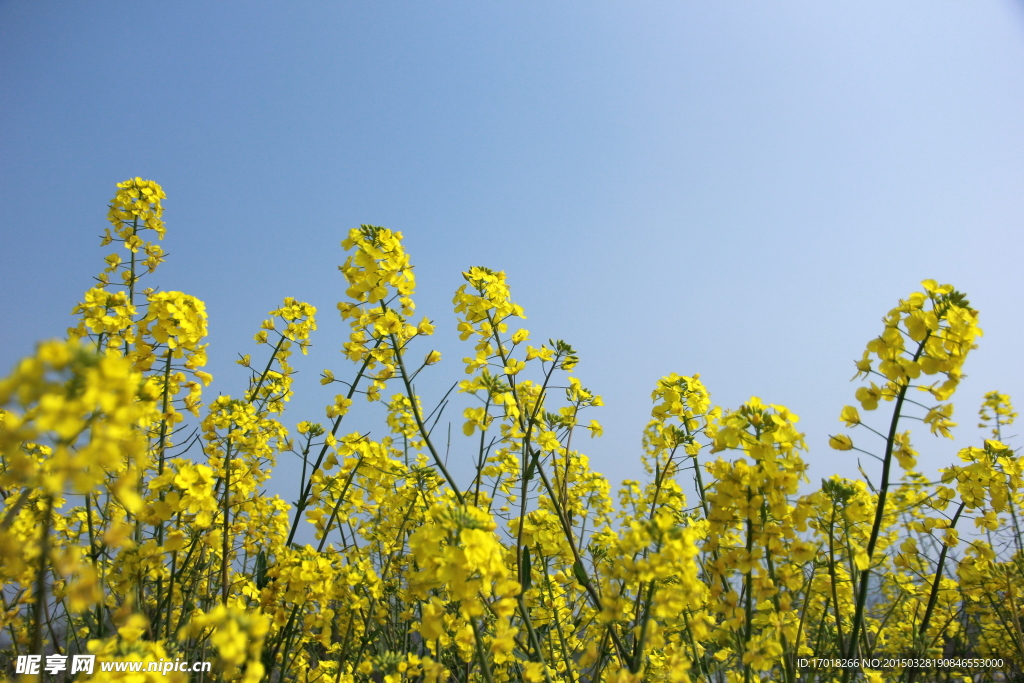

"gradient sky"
[2, 2, 1023, 515]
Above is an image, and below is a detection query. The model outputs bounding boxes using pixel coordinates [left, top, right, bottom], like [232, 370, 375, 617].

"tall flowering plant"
[0, 180, 1021, 682]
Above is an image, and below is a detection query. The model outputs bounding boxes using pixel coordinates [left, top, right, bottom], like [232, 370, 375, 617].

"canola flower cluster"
[0, 180, 1022, 683]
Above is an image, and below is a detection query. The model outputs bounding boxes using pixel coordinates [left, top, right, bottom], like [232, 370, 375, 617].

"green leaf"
[572, 558, 589, 586]
[522, 546, 533, 591]
[524, 451, 536, 482]
[255, 550, 269, 590]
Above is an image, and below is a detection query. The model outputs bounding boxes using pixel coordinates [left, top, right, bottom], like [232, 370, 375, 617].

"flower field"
[1, 179, 1021, 682]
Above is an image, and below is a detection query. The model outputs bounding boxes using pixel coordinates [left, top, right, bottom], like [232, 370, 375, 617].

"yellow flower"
[117, 614, 149, 643]
[521, 662, 546, 682]
[829, 434, 853, 451]
[503, 358, 525, 375]
[855, 383, 882, 411]
[839, 405, 861, 426]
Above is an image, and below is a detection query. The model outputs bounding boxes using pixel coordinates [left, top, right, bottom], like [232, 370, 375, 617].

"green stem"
[828, 505, 846, 654]
[530, 456, 631, 664]
[83, 491, 105, 638]
[906, 500, 965, 683]
[630, 578, 657, 674]
[540, 551, 578, 683]
[247, 334, 287, 412]
[389, 329, 464, 504]
[221, 435, 233, 605]
[743, 512, 754, 683]
[32, 495, 53, 657]
[315, 454, 365, 554]
[517, 594, 554, 683]
[285, 337, 383, 547]
[516, 360, 560, 584]
[470, 617, 497, 683]
[843, 339, 927, 681]
[127, 216, 139, 308]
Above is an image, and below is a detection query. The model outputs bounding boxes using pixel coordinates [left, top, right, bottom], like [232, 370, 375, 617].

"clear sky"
[2, 2, 1023, 512]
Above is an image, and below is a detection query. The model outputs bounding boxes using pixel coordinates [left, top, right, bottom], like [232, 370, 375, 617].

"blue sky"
[2, 2, 1023, 511]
